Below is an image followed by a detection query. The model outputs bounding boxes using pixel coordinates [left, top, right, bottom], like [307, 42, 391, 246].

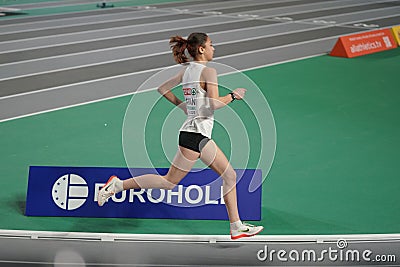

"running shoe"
[97, 175, 120, 206]
[231, 222, 264, 240]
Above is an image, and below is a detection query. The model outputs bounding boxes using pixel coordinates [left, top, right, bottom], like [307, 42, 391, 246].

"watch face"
[52, 174, 88, 210]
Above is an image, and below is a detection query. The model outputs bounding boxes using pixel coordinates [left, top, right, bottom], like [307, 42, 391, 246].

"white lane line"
[4, 0, 121, 10]
[0, 21, 296, 67]
[1, 0, 395, 47]
[1, 22, 318, 80]
[298, 12, 400, 28]
[0, 67, 163, 101]
[0, 51, 167, 82]
[154, 2, 400, 32]
[215, 36, 336, 62]
[163, 0, 397, 22]
[0, 1, 396, 122]
[299, 5, 400, 22]
[0, 8, 186, 35]
[299, 6, 400, 25]
[0, 16, 242, 50]
[0, 8, 145, 29]
[0, 30, 365, 124]
[0, 54, 328, 124]
[0, 10, 170, 33]
[0, 0, 380, 34]
[0, 39, 167, 67]
[0, 18, 247, 61]
[0, 31, 344, 103]
[230, 0, 398, 17]
[0, 0, 260, 33]
[0, 24, 329, 81]
[0, 0, 259, 29]
[0, 20, 294, 63]
[0, 6, 135, 25]
[162, 0, 306, 13]
[212, 3, 400, 25]
[0, 10, 205, 36]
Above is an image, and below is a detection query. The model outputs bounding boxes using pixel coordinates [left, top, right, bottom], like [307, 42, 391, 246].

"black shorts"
[179, 131, 210, 153]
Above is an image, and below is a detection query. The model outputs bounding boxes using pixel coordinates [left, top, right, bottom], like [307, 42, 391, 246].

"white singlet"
[179, 62, 214, 138]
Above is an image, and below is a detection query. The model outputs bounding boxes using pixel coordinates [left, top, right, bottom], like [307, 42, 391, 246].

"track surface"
[0, 1, 399, 266]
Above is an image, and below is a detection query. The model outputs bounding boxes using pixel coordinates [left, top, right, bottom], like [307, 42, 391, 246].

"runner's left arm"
[204, 67, 246, 110]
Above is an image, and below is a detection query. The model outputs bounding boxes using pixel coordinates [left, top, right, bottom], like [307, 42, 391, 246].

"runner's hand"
[179, 102, 188, 115]
[233, 88, 246, 100]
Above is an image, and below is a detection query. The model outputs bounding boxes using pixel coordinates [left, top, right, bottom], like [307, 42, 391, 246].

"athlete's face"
[200, 37, 215, 61]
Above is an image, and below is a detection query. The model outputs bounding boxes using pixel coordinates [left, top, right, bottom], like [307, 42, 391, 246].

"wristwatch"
[230, 92, 236, 102]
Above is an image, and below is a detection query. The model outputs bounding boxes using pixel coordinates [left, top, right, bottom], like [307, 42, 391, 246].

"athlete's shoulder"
[176, 64, 188, 76]
[201, 66, 217, 83]
[202, 66, 217, 76]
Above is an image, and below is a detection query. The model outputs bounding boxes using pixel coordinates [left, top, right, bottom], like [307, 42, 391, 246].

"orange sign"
[330, 28, 396, 58]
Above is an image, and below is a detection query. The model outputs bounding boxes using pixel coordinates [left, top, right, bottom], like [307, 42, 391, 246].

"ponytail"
[170, 35, 189, 64]
[170, 33, 209, 64]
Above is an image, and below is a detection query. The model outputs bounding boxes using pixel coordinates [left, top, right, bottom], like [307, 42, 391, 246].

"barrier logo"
[26, 166, 262, 220]
[51, 174, 88, 210]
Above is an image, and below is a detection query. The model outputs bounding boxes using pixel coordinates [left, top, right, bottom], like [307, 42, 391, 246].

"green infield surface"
[0, 48, 399, 235]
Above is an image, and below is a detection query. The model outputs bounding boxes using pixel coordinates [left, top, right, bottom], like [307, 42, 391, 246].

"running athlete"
[98, 32, 264, 240]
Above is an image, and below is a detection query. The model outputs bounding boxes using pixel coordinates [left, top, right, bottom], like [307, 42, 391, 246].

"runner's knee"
[222, 168, 237, 187]
[161, 175, 178, 190]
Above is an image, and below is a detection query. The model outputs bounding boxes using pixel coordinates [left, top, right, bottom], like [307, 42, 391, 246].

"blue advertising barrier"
[25, 166, 262, 220]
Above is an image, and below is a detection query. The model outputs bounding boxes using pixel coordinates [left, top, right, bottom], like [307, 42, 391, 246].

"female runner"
[98, 32, 263, 240]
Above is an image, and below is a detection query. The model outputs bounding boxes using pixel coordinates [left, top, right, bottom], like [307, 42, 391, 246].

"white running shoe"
[231, 222, 264, 240]
[97, 175, 120, 207]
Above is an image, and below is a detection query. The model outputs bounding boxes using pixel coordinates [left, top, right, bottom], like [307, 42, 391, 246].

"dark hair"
[170, 32, 208, 64]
